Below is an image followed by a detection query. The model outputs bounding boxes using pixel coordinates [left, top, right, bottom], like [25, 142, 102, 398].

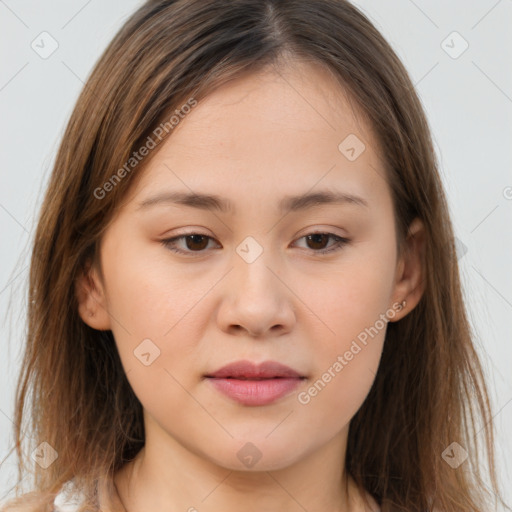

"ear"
[388, 217, 426, 322]
[75, 260, 112, 330]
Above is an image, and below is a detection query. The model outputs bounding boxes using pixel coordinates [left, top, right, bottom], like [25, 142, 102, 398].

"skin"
[77, 58, 425, 512]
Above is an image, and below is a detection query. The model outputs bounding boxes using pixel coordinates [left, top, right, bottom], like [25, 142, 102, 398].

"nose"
[215, 249, 296, 338]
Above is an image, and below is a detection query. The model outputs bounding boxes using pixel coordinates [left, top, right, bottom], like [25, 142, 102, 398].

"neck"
[109, 425, 377, 512]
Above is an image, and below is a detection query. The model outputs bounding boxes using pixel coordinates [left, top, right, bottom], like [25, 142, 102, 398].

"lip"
[205, 360, 304, 379]
[204, 360, 306, 406]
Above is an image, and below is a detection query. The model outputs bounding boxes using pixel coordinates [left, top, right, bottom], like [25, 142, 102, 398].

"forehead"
[170, 59, 376, 152]
[126, 60, 389, 211]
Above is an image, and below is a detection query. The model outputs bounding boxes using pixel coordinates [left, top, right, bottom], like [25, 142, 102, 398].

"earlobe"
[388, 217, 426, 322]
[75, 262, 111, 331]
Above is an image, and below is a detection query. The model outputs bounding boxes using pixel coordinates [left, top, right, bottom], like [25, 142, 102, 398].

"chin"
[201, 436, 307, 472]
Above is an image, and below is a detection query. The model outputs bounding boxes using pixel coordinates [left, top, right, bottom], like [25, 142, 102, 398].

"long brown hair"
[2, 1, 508, 511]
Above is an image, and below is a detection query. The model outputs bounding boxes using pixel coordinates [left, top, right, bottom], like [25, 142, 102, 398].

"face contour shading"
[78, 59, 425, 510]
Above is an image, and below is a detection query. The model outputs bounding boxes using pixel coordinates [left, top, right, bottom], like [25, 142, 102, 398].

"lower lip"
[206, 377, 303, 406]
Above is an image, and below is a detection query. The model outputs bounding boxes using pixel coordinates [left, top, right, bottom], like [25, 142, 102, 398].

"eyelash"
[161, 231, 350, 256]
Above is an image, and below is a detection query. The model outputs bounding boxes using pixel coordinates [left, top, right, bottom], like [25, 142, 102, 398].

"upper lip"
[205, 360, 305, 379]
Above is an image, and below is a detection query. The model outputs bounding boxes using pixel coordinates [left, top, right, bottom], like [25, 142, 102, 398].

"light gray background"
[1, 0, 511, 507]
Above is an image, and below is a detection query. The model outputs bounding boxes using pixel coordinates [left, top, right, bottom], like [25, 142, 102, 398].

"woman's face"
[79, 60, 422, 472]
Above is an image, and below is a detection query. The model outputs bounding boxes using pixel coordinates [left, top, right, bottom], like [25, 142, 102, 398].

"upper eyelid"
[165, 224, 348, 238]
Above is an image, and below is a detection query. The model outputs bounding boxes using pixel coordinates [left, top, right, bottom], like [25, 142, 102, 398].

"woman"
[2, 1, 508, 511]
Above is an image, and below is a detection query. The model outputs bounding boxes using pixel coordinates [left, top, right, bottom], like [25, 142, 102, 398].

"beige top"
[53, 478, 125, 512]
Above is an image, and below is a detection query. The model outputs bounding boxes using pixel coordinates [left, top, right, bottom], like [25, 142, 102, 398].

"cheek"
[295, 279, 388, 431]
[291, 242, 394, 413]
[297, 346, 382, 438]
[293, 246, 395, 346]
[102, 256, 213, 423]
[101, 241, 220, 384]
[102, 241, 212, 337]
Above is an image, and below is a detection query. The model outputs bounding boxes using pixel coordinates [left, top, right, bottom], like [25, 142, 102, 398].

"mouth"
[204, 360, 306, 406]
[204, 359, 305, 380]
[210, 376, 303, 380]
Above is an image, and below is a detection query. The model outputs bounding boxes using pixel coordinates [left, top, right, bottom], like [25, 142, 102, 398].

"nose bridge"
[233, 234, 280, 300]
[217, 234, 294, 337]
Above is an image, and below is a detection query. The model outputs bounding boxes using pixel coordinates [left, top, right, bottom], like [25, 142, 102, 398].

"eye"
[162, 233, 219, 254]
[161, 231, 350, 256]
[293, 232, 350, 254]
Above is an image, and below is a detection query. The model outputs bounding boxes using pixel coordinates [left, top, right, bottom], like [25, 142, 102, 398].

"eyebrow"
[136, 189, 369, 214]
